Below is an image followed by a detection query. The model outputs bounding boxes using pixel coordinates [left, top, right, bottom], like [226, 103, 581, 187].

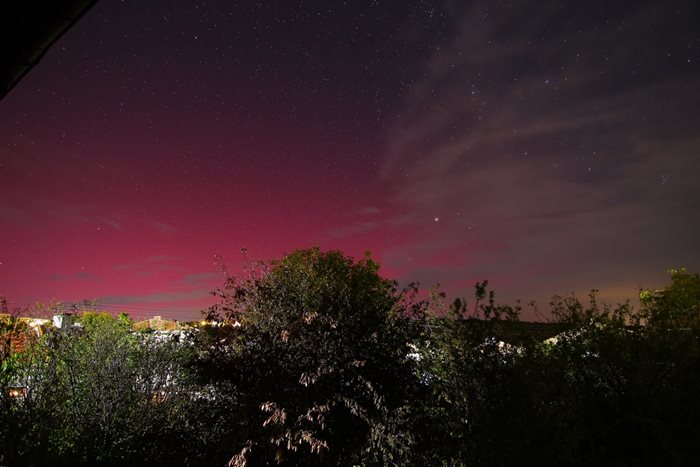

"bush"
[412, 281, 700, 466]
[0, 314, 200, 466]
[201, 248, 420, 466]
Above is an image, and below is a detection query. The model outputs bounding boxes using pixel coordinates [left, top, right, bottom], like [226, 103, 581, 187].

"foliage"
[79, 311, 127, 331]
[0, 313, 202, 466]
[201, 247, 420, 466]
[410, 281, 525, 464]
[412, 278, 700, 466]
[2, 254, 699, 466]
[549, 289, 635, 327]
[641, 268, 700, 328]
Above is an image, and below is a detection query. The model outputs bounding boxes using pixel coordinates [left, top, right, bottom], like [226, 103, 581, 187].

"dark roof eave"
[1, 1, 100, 101]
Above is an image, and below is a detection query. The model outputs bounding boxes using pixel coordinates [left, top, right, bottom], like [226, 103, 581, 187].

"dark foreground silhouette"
[1, 250, 698, 466]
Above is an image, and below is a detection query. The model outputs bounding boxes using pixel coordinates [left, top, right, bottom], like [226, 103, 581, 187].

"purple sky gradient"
[1, 0, 699, 320]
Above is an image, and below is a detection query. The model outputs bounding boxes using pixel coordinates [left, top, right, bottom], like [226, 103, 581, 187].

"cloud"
[150, 220, 177, 233]
[95, 271, 221, 319]
[0, 202, 19, 222]
[97, 216, 123, 230]
[378, 0, 700, 305]
[13, 195, 126, 231]
[357, 206, 381, 216]
[48, 271, 101, 282]
[181, 271, 220, 286]
[99, 289, 209, 305]
[113, 255, 182, 271]
[323, 221, 381, 239]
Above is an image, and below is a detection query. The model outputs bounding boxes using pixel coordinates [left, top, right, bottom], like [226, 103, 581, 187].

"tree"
[409, 280, 526, 465]
[641, 268, 700, 328]
[201, 248, 419, 466]
[0, 312, 200, 466]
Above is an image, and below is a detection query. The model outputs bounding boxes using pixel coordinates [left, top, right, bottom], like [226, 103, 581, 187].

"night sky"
[1, 0, 699, 321]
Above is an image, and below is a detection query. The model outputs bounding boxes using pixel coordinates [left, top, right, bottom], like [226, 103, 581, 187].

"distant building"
[1, 330, 30, 355]
[0, 317, 50, 355]
[52, 313, 77, 329]
[133, 315, 182, 331]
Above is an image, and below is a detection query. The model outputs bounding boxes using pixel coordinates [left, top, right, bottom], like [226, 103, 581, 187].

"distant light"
[434, 217, 439, 222]
[8, 388, 26, 398]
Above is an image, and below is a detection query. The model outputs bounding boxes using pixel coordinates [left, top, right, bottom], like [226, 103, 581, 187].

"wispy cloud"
[17, 196, 126, 231]
[378, 0, 700, 303]
[95, 270, 221, 320]
[357, 206, 381, 216]
[181, 271, 220, 286]
[150, 220, 177, 234]
[49, 271, 101, 282]
[99, 289, 210, 305]
[0, 202, 19, 222]
[324, 221, 381, 239]
[95, 287, 215, 320]
[97, 216, 123, 230]
[113, 255, 182, 272]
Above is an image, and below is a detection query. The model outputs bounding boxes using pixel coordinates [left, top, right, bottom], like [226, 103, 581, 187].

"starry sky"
[1, 0, 699, 321]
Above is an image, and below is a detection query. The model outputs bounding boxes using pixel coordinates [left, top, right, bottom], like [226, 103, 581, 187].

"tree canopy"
[203, 248, 419, 465]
